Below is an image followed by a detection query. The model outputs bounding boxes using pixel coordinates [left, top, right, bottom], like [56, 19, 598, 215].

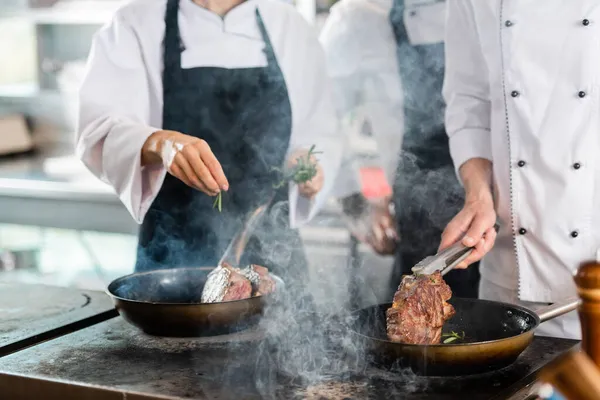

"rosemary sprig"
[213, 192, 222, 212]
[273, 145, 322, 189]
[442, 330, 465, 344]
[212, 145, 321, 212]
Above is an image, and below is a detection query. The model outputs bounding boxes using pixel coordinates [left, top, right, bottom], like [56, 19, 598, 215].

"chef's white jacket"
[444, 0, 600, 325]
[76, 0, 341, 228]
[319, 0, 447, 197]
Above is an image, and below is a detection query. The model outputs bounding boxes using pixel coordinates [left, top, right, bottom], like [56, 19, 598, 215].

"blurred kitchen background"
[0, 0, 391, 309]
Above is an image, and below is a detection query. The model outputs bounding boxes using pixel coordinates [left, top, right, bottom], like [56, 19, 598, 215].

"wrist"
[141, 130, 176, 166]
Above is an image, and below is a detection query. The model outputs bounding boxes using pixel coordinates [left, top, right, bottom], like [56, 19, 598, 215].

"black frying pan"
[352, 296, 580, 376]
[107, 267, 284, 337]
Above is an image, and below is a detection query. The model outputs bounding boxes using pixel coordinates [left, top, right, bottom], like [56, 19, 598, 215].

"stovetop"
[0, 317, 579, 400]
[0, 283, 117, 357]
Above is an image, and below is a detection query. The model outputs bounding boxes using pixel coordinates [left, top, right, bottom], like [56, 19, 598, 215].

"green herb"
[442, 331, 465, 344]
[213, 145, 320, 213]
[213, 192, 222, 212]
[272, 145, 322, 189]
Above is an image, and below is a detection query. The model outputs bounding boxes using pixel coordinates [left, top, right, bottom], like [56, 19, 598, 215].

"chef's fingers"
[169, 163, 204, 194]
[173, 154, 217, 196]
[462, 211, 496, 248]
[439, 210, 473, 251]
[482, 226, 497, 253]
[182, 146, 221, 194]
[457, 226, 497, 268]
[195, 140, 229, 190]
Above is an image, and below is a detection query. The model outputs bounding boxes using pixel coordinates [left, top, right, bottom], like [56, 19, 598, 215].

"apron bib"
[388, 0, 480, 299]
[136, 0, 308, 287]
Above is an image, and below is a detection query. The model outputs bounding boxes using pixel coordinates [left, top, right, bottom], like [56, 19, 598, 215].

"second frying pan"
[352, 297, 580, 376]
[107, 267, 284, 337]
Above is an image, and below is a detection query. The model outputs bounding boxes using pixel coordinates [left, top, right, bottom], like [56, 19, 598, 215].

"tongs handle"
[218, 194, 275, 268]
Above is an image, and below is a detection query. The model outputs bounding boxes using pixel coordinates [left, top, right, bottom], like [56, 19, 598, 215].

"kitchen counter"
[0, 313, 580, 400]
[0, 141, 138, 234]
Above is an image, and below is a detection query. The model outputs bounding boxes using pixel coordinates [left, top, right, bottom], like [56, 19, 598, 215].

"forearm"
[459, 158, 493, 202]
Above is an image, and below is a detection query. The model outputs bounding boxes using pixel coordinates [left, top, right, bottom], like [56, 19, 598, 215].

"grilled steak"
[239, 264, 276, 296]
[386, 271, 455, 344]
[201, 264, 253, 303]
[201, 263, 276, 303]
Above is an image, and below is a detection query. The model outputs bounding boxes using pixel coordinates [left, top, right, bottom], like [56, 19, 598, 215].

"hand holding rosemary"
[213, 145, 321, 212]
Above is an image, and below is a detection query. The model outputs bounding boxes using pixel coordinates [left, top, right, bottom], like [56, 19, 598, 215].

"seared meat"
[386, 271, 455, 344]
[239, 264, 276, 296]
[201, 264, 252, 303]
[201, 263, 275, 303]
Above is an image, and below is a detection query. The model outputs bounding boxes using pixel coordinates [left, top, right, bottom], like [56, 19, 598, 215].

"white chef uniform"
[443, 0, 600, 339]
[76, 0, 341, 228]
[319, 0, 404, 195]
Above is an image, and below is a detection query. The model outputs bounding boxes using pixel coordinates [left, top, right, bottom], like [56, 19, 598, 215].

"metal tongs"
[412, 224, 500, 276]
[217, 194, 275, 268]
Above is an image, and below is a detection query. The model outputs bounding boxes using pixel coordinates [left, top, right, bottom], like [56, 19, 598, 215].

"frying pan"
[352, 226, 581, 376]
[352, 296, 580, 376]
[107, 267, 284, 337]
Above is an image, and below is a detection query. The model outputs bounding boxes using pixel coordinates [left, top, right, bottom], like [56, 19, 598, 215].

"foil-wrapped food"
[201, 263, 276, 303]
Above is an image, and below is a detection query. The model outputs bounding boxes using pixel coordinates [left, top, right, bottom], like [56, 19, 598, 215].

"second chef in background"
[320, 0, 480, 300]
[75, 0, 342, 286]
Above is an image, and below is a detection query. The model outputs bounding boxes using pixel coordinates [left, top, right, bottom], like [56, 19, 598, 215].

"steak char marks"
[386, 271, 455, 344]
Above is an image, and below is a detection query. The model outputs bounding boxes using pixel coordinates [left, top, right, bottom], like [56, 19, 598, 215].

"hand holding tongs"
[412, 223, 500, 276]
[217, 194, 275, 268]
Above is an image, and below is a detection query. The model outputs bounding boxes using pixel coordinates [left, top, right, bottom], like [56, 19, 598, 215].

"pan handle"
[535, 296, 581, 323]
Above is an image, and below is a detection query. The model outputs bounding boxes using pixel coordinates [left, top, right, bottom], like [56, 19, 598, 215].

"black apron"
[135, 0, 308, 289]
[388, 0, 480, 299]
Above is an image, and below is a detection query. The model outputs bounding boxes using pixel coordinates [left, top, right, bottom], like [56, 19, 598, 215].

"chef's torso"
[107, 0, 315, 135]
[463, 0, 600, 302]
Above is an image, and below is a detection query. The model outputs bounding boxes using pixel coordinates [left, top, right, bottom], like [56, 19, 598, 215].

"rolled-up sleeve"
[442, 0, 492, 176]
[75, 14, 166, 224]
[285, 19, 343, 228]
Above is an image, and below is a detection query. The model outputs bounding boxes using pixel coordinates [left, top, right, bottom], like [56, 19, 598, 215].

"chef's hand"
[438, 158, 497, 268]
[287, 148, 324, 199]
[366, 197, 399, 255]
[142, 130, 229, 196]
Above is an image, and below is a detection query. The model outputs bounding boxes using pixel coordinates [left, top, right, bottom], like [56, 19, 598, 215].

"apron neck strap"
[254, 9, 277, 66]
[163, 0, 183, 84]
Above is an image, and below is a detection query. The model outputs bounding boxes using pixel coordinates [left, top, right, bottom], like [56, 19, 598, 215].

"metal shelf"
[0, 1, 121, 25]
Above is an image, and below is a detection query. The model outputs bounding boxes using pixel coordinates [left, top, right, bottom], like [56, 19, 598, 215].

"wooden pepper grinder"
[575, 260, 600, 366]
[538, 349, 600, 400]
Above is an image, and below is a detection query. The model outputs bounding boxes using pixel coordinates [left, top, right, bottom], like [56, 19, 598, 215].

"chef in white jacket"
[76, 0, 341, 287]
[320, 0, 481, 300]
[439, 0, 600, 339]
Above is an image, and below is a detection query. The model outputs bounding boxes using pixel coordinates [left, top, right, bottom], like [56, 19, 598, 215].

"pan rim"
[351, 298, 540, 348]
[106, 266, 281, 306]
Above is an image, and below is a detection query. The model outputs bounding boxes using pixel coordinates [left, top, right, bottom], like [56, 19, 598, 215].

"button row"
[511, 90, 587, 98]
[504, 19, 591, 27]
[518, 228, 579, 238]
[516, 161, 581, 169]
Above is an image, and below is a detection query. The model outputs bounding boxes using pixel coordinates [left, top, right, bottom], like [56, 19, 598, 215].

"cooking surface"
[0, 283, 116, 356]
[0, 317, 578, 399]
